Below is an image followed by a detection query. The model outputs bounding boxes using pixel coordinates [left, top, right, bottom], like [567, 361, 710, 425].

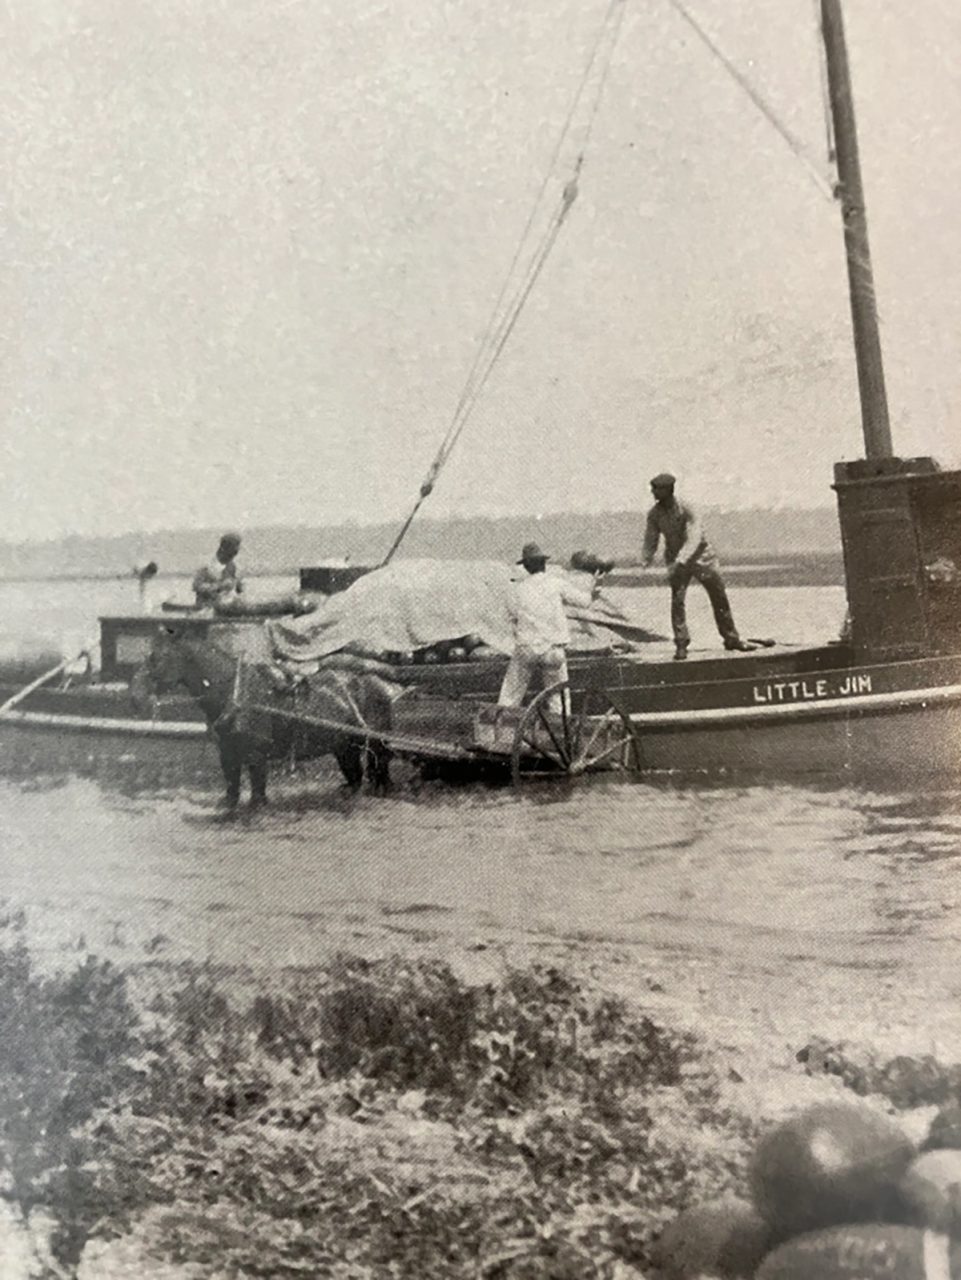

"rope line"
[579, 0, 629, 160]
[382, 0, 626, 565]
[438, 181, 577, 454]
[381, 178, 581, 566]
[433, 0, 628, 459]
[452, 6, 627, 439]
[442, 0, 623, 453]
[664, 0, 835, 201]
[437, 0, 625, 460]
[434, 166, 581, 466]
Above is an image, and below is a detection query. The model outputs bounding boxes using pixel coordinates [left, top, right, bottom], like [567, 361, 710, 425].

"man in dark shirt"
[193, 532, 244, 608]
[639, 473, 752, 660]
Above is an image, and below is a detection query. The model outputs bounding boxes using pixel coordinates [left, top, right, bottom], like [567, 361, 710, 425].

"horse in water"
[131, 626, 395, 808]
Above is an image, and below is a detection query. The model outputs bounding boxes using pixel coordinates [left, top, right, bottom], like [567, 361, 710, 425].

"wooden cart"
[240, 679, 642, 788]
[470, 683, 642, 785]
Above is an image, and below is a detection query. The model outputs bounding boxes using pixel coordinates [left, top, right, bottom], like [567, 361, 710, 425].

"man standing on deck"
[635, 474, 753, 661]
[193, 532, 244, 608]
[498, 542, 595, 714]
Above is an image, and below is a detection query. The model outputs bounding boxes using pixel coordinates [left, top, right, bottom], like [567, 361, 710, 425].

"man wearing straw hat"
[498, 541, 594, 715]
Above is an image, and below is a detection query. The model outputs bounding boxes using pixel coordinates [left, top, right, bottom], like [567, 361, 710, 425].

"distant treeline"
[0, 551, 846, 590]
[0, 507, 842, 583]
[612, 550, 844, 588]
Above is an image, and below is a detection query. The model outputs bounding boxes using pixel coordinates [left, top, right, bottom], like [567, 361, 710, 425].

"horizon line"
[0, 503, 839, 552]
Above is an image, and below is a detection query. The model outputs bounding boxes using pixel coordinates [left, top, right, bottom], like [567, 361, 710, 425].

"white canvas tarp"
[268, 560, 514, 662]
[268, 559, 659, 665]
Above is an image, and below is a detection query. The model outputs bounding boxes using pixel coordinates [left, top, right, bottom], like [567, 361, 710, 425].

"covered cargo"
[267, 559, 660, 667]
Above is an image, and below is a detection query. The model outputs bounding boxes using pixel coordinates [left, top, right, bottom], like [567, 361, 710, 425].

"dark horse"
[131, 627, 394, 808]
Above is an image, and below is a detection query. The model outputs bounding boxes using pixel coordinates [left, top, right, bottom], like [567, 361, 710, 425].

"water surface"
[1, 578, 958, 1071]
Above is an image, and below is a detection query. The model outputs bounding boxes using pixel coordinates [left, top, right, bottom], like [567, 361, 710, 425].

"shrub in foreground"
[0, 936, 753, 1276]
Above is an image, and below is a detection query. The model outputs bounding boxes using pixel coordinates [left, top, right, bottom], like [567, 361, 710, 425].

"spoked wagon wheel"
[510, 682, 640, 787]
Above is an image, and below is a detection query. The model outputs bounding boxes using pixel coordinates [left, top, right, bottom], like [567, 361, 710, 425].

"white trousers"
[497, 645, 569, 714]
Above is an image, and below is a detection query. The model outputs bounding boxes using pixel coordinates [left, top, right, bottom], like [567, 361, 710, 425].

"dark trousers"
[670, 560, 739, 647]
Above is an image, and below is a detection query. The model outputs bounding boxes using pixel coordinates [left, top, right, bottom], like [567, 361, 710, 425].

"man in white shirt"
[498, 542, 595, 714]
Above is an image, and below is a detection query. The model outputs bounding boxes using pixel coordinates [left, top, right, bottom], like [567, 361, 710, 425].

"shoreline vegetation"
[0, 922, 953, 1279]
[0, 509, 841, 585]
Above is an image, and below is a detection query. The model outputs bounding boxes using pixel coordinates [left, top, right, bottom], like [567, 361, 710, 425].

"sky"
[2, 0, 960, 543]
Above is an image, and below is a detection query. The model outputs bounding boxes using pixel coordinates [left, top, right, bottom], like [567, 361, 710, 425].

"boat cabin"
[99, 613, 275, 683]
[99, 562, 375, 682]
[834, 457, 961, 662]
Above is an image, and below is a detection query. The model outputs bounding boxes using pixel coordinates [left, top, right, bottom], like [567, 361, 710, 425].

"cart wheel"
[510, 682, 640, 786]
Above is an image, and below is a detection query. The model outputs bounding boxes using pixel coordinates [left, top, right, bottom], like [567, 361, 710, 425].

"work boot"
[673, 643, 689, 661]
[724, 638, 756, 652]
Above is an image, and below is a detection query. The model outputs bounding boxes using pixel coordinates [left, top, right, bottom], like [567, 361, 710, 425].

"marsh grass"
[0, 933, 757, 1277]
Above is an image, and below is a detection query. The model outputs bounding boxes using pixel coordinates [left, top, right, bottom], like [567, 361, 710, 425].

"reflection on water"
[1, 751, 960, 1063]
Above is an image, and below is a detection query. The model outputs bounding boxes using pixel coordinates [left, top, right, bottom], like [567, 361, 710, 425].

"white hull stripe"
[924, 1231, 951, 1280]
[626, 682, 961, 728]
[2, 681, 961, 740]
[0, 709, 206, 737]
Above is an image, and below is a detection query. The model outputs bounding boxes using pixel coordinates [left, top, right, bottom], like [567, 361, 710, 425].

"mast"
[819, 0, 893, 459]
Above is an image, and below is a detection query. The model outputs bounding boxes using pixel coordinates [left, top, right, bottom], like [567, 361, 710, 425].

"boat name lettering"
[751, 674, 873, 704]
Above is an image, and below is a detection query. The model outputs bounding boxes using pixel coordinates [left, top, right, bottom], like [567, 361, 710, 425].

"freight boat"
[2, 0, 959, 781]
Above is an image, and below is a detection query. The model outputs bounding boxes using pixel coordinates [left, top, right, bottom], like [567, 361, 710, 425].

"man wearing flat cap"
[498, 541, 594, 714]
[192, 531, 244, 608]
[639, 474, 752, 660]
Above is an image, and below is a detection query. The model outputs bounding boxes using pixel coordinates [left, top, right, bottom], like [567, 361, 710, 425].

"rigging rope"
[663, 0, 835, 201]
[431, 10, 627, 492]
[441, 3, 626, 465]
[444, 0, 623, 443]
[381, 0, 627, 566]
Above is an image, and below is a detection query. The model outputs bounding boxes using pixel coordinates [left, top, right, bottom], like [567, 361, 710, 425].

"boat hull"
[626, 694, 961, 777]
[607, 649, 961, 778]
[0, 682, 208, 784]
[2, 645, 960, 781]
